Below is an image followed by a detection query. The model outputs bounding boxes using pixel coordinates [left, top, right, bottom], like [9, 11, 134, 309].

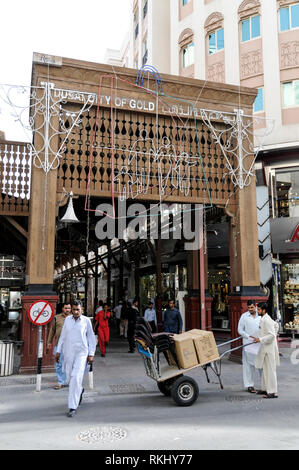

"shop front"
[206, 221, 231, 333]
[0, 255, 25, 341]
[140, 264, 188, 312]
[258, 153, 299, 331]
[271, 216, 299, 327]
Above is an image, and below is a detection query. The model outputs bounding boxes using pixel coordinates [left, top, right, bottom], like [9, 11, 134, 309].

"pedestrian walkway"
[0, 332, 299, 450]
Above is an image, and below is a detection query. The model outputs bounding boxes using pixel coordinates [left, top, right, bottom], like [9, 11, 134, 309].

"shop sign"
[271, 217, 299, 254]
[290, 224, 299, 243]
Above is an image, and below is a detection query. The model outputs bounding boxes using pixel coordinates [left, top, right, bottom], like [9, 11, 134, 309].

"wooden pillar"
[20, 86, 59, 373]
[119, 239, 124, 299]
[228, 172, 267, 359]
[155, 237, 163, 331]
[94, 250, 99, 310]
[84, 253, 88, 315]
[107, 241, 111, 304]
[134, 257, 140, 301]
[185, 249, 201, 331]
[204, 242, 213, 331]
[184, 205, 206, 331]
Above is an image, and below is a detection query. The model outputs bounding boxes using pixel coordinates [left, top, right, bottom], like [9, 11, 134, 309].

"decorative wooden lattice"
[57, 103, 236, 207]
[0, 142, 31, 215]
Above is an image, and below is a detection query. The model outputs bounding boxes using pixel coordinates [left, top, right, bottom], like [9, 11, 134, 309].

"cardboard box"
[189, 329, 220, 365]
[173, 333, 198, 369]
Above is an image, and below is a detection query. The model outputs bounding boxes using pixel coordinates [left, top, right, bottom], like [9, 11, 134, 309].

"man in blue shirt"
[163, 299, 183, 334]
[144, 301, 157, 333]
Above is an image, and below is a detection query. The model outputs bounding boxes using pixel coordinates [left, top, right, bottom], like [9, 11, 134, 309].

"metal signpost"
[27, 301, 54, 392]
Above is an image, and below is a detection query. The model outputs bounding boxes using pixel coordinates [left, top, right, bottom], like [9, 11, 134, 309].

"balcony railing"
[0, 142, 31, 215]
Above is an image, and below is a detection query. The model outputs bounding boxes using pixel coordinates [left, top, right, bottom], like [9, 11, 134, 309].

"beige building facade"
[105, 0, 299, 328]
[106, 0, 299, 151]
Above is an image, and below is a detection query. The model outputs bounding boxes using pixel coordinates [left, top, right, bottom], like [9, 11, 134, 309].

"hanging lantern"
[60, 192, 80, 223]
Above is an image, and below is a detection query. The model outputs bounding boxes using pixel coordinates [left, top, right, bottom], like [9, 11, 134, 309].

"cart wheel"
[171, 376, 199, 406]
[157, 376, 182, 396]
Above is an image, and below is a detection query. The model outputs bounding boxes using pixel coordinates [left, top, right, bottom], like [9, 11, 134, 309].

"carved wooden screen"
[57, 103, 235, 207]
[0, 142, 31, 215]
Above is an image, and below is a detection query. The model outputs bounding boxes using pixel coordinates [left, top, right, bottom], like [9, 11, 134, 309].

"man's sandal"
[54, 384, 63, 390]
[263, 393, 278, 399]
[247, 387, 257, 393]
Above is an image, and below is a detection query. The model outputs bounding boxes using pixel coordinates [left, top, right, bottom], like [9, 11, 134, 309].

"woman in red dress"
[95, 303, 111, 357]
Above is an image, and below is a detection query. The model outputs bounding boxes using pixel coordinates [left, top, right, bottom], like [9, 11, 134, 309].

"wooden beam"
[5, 216, 28, 239]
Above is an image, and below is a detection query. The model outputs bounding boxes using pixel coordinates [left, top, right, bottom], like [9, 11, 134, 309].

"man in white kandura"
[253, 302, 280, 399]
[56, 300, 96, 417]
[238, 300, 261, 394]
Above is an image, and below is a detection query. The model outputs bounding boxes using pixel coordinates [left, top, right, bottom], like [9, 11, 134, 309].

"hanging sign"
[27, 300, 54, 326]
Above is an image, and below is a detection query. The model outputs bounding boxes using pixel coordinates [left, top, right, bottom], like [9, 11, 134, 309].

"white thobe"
[238, 311, 261, 388]
[57, 315, 96, 410]
[255, 314, 280, 394]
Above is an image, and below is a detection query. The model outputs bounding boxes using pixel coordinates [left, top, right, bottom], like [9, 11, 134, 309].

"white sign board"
[27, 300, 54, 326]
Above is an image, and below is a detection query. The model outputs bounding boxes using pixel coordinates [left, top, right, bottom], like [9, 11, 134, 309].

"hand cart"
[136, 336, 253, 406]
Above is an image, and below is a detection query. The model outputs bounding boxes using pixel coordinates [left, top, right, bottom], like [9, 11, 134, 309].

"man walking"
[237, 300, 261, 393]
[56, 300, 96, 417]
[47, 302, 71, 389]
[94, 303, 111, 357]
[163, 299, 183, 334]
[144, 301, 157, 333]
[114, 300, 123, 336]
[253, 303, 280, 399]
[120, 301, 128, 339]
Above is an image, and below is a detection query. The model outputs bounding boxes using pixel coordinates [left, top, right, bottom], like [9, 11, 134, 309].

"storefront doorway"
[140, 265, 187, 314]
[208, 267, 230, 332]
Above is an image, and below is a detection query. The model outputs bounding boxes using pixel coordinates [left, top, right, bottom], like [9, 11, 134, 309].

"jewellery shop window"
[209, 268, 230, 330]
[276, 169, 299, 218]
[282, 263, 299, 325]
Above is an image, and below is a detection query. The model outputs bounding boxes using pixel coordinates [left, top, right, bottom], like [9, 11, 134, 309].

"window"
[254, 88, 264, 113]
[276, 169, 299, 218]
[209, 28, 224, 54]
[183, 0, 189, 5]
[134, 10, 139, 39]
[182, 42, 194, 68]
[142, 39, 148, 65]
[283, 81, 299, 107]
[143, 0, 148, 19]
[280, 3, 299, 31]
[241, 15, 261, 42]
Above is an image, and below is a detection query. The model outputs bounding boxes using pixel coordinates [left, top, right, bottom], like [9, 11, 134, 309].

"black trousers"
[149, 321, 157, 333]
[127, 322, 136, 351]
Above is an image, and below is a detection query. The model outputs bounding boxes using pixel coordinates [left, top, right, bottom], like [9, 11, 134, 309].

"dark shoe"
[79, 388, 84, 406]
[263, 393, 278, 399]
[247, 387, 257, 394]
[256, 390, 267, 395]
[67, 409, 76, 417]
[101, 353, 106, 357]
[128, 350, 135, 353]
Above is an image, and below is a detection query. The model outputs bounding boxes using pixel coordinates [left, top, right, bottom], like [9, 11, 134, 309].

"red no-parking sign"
[28, 300, 54, 326]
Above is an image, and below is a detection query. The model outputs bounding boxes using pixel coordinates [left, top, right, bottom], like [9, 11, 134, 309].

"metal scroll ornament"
[0, 81, 97, 174]
[200, 108, 274, 190]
